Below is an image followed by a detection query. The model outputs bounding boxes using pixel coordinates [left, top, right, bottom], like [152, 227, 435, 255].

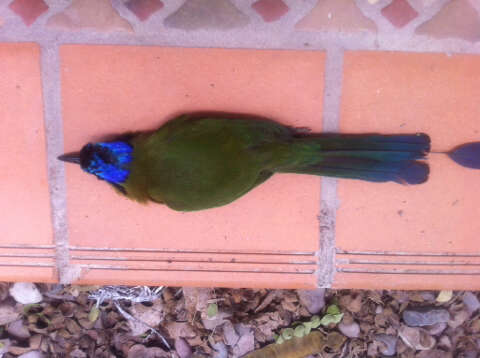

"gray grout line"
[317, 46, 344, 288]
[39, 42, 70, 284]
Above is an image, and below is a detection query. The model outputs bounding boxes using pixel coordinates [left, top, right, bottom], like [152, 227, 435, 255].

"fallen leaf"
[0, 305, 20, 325]
[207, 303, 218, 318]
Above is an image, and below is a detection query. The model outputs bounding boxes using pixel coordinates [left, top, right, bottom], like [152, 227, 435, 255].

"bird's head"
[58, 141, 133, 184]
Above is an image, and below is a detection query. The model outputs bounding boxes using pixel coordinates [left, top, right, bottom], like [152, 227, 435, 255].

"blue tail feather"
[282, 134, 431, 184]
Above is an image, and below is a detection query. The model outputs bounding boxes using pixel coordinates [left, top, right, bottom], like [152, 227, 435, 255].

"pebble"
[9, 283, 42, 305]
[338, 321, 360, 338]
[296, 289, 325, 314]
[463, 292, 480, 315]
[375, 334, 397, 356]
[403, 307, 450, 327]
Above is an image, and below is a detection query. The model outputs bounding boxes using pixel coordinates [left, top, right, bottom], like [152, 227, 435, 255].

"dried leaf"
[207, 303, 218, 318]
[436, 291, 453, 303]
[88, 306, 100, 322]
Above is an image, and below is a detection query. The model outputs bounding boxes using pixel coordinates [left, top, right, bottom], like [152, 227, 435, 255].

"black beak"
[58, 152, 81, 164]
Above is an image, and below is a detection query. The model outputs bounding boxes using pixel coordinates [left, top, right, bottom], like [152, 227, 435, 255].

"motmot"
[58, 113, 480, 212]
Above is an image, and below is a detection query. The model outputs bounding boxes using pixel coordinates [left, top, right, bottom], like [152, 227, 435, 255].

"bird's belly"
[147, 154, 261, 211]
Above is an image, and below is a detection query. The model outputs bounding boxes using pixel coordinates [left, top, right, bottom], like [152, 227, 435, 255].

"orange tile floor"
[2, 42, 480, 289]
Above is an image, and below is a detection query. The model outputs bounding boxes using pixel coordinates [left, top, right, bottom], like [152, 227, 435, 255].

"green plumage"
[125, 115, 295, 211]
[59, 114, 431, 212]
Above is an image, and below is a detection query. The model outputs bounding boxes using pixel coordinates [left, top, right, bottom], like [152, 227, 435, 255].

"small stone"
[164, 0, 249, 30]
[125, 0, 163, 21]
[9, 283, 42, 304]
[381, 0, 418, 28]
[338, 321, 360, 338]
[9, 0, 49, 26]
[463, 292, 480, 315]
[17, 352, 45, 358]
[375, 305, 384, 314]
[251, 0, 289, 22]
[426, 322, 447, 336]
[222, 321, 239, 346]
[175, 338, 192, 358]
[47, 0, 133, 33]
[7, 319, 30, 339]
[297, 289, 325, 314]
[375, 334, 397, 356]
[403, 307, 450, 327]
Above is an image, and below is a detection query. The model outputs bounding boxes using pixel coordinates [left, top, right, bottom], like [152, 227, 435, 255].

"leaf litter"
[0, 285, 476, 357]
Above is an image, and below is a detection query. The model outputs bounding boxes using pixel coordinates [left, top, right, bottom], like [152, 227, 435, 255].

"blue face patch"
[80, 141, 133, 184]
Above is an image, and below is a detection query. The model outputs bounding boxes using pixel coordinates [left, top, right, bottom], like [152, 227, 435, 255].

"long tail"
[277, 133, 431, 184]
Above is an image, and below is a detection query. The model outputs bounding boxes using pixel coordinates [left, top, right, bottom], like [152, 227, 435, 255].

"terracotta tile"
[381, 0, 418, 28]
[0, 43, 55, 282]
[335, 51, 480, 290]
[8, 0, 49, 26]
[416, 0, 480, 42]
[60, 46, 325, 288]
[252, 0, 289, 22]
[125, 0, 164, 22]
[47, 0, 132, 33]
[296, 0, 377, 33]
[164, 0, 249, 30]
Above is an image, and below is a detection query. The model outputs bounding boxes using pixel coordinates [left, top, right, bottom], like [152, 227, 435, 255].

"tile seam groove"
[39, 41, 70, 284]
[317, 46, 344, 288]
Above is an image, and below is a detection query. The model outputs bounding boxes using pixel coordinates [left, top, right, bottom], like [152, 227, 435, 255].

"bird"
[58, 113, 476, 212]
